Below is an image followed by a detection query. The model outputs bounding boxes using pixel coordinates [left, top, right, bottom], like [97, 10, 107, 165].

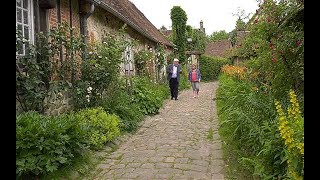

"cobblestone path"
[90, 81, 225, 179]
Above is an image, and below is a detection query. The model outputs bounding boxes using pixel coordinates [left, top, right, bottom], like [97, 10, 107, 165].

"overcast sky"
[129, 0, 259, 35]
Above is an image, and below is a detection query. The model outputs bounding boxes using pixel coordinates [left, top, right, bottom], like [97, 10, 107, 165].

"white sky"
[129, 0, 259, 35]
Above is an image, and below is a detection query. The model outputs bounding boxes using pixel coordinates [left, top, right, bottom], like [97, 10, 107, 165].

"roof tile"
[101, 0, 172, 47]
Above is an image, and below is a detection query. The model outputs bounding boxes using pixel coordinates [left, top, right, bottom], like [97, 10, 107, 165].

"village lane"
[89, 81, 225, 180]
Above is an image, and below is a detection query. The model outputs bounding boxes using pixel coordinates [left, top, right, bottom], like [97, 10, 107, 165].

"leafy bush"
[101, 81, 144, 132]
[16, 111, 88, 178]
[71, 32, 130, 110]
[199, 55, 229, 81]
[238, 0, 304, 108]
[16, 22, 84, 113]
[132, 76, 168, 115]
[74, 107, 121, 150]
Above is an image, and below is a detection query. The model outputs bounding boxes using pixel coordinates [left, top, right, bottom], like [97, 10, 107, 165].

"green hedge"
[199, 55, 229, 81]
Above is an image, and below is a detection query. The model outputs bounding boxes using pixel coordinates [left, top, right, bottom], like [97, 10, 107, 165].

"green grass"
[218, 123, 254, 180]
[207, 127, 214, 140]
[215, 74, 284, 179]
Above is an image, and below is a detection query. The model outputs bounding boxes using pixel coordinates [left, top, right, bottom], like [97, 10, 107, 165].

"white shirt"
[172, 65, 177, 78]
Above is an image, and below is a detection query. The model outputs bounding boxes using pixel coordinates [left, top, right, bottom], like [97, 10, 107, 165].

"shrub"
[101, 81, 144, 132]
[199, 55, 229, 81]
[132, 76, 168, 115]
[74, 107, 121, 150]
[71, 29, 131, 110]
[16, 111, 88, 178]
[16, 22, 84, 113]
[238, 0, 304, 109]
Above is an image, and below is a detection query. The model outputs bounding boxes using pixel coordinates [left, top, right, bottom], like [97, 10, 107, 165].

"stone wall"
[16, 97, 23, 115]
[43, 90, 72, 116]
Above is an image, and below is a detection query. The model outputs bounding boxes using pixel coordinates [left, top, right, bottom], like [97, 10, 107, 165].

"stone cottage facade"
[16, 0, 173, 114]
[16, 0, 173, 77]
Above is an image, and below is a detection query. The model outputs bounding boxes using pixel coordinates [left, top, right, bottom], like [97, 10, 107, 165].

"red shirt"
[191, 71, 197, 81]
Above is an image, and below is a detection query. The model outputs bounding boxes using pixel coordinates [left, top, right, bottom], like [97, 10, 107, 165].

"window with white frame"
[16, 0, 34, 55]
[124, 46, 134, 76]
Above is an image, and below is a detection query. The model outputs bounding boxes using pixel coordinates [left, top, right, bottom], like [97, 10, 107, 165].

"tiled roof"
[160, 30, 172, 37]
[93, 0, 172, 47]
[204, 40, 231, 57]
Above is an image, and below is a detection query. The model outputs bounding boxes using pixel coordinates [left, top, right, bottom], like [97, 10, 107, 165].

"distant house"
[16, 0, 173, 77]
[204, 39, 232, 58]
[234, 30, 250, 47]
[160, 20, 205, 38]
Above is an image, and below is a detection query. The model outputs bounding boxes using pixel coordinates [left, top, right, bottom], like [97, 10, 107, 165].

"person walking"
[188, 64, 201, 98]
[166, 58, 182, 100]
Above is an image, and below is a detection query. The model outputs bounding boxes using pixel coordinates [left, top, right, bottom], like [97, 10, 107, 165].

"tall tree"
[170, 6, 187, 64]
[209, 30, 229, 42]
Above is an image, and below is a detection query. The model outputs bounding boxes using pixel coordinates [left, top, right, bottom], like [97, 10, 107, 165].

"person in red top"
[188, 64, 201, 98]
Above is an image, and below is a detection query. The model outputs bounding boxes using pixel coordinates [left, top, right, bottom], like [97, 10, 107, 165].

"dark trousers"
[169, 78, 179, 99]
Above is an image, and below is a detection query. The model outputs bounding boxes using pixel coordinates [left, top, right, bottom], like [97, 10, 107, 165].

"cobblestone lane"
[90, 81, 225, 180]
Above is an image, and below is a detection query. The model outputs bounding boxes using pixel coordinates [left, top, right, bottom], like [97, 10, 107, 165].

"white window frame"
[16, 0, 35, 56]
[123, 46, 134, 76]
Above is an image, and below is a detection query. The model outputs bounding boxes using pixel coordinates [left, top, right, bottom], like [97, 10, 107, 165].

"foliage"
[134, 49, 153, 77]
[132, 76, 169, 115]
[178, 65, 191, 90]
[74, 107, 121, 150]
[275, 89, 304, 179]
[71, 30, 131, 110]
[16, 36, 47, 112]
[101, 80, 144, 132]
[186, 25, 208, 52]
[16, 22, 84, 113]
[41, 150, 99, 180]
[16, 111, 88, 178]
[166, 53, 176, 64]
[153, 45, 168, 84]
[238, 0, 304, 109]
[170, 6, 188, 63]
[230, 29, 237, 47]
[216, 73, 287, 179]
[155, 44, 167, 71]
[208, 30, 229, 42]
[199, 55, 229, 81]
[236, 18, 246, 31]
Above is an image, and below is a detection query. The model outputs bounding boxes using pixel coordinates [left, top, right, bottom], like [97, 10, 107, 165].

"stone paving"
[90, 81, 225, 179]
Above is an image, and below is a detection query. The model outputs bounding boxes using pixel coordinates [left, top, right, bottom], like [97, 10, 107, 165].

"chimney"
[200, 20, 205, 34]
